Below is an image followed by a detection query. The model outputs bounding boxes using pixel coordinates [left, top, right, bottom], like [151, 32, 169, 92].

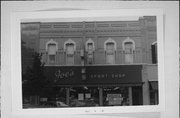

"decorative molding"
[122, 37, 135, 50]
[53, 25, 69, 28]
[97, 24, 109, 27]
[152, 41, 157, 45]
[40, 29, 141, 34]
[71, 25, 83, 28]
[111, 24, 127, 27]
[40, 24, 52, 28]
[45, 39, 58, 52]
[64, 39, 76, 51]
[85, 38, 95, 51]
[85, 24, 95, 28]
[104, 37, 117, 51]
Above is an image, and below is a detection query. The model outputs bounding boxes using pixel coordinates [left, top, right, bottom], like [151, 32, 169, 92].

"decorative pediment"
[85, 38, 95, 51]
[64, 39, 76, 51]
[46, 39, 58, 52]
[152, 41, 157, 45]
[104, 37, 117, 51]
[122, 37, 135, 50]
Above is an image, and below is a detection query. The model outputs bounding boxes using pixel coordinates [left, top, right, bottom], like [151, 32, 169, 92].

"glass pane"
[103, 87, 129, 106]
[48, 44, 56, 55]
[66, 56, 74, 65]
[125, 42, 133, 54]
[106, 54, 115, 64]
[49, 55, 55, 64]
[125, 54, 133, 63]
[66, 43, 74, 55]
[69, 87, 99, 107]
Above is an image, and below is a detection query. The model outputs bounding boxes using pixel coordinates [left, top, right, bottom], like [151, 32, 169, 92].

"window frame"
[104, 38, 117, 64]
[85, 38, 95, 64]
[46, 39, 58, 65]
[122, 37, 135, 64]
[64, 39, 76, 65]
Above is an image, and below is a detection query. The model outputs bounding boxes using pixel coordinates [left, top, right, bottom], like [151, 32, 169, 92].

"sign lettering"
[89, 73, 125, 79]
[55, 69, 74, 79]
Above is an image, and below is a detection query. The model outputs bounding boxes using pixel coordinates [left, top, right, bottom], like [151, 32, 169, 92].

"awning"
[149, 81, 158, 90]
[45, 82, 144, 88]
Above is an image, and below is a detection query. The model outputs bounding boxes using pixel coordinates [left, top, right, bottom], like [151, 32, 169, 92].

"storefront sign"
[90, 73, 125, 79]
[55, 69, 74, 79]
[44, 65, 142, 85]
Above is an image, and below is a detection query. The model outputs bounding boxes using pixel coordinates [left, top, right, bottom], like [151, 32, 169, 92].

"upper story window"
[46, 39, 58, 64]
[85, 38, 95, 64]
[122, 37, 135, 64]
[64, 39, 76, 65]
[104, 38, 117, 64]
[151, 41, 157, 64]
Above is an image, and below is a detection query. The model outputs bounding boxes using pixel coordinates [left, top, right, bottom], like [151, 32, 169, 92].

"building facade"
[21, 16, 158, 107]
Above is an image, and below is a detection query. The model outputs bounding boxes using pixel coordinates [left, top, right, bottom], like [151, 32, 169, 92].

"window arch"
[122, 37, 135, 64]
[151, 41, 157, 64]
[104, 38, 117, 64]
[64, 39, 76, 65]
[85, 38, 95, 64]
[46, 39, 58, 64]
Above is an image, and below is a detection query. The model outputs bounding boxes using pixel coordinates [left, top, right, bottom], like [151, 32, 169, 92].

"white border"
[11, 9, 164, 116]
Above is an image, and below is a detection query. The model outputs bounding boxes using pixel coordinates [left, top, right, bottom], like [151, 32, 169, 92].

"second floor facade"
[21, 16, 157, 67]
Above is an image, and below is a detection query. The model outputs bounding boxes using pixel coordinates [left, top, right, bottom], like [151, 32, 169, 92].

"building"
[21, 16, 158, 107]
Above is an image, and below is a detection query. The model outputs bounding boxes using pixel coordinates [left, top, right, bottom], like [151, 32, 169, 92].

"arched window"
[104, 38, 116, 64]
[46, 39, 58, 64]
[85, 38, 95, 64]
[64, 39, 76, 65]
[122, 37, 135, 64]
[151, 41, 157, 64]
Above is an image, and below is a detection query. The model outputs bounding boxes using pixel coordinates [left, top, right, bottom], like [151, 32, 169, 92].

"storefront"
[42, 65, 144, 107]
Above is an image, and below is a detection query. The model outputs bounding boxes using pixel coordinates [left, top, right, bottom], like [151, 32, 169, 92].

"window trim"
[151, 41, 157, 64]
[46, 39, 58, 64]
[122, 37, 135, 51]
[122, 37, 135, 64]
[104, 37, 117, 64]
[64, 39, 76, 52]
[64, 39, 76, 65]
[85, 38, 95, 52]
[46, 39, 58, 52]
[104, 37, 117, 51]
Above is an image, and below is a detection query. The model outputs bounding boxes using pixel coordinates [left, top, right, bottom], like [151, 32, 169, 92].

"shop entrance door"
[132, 86, 143, 105]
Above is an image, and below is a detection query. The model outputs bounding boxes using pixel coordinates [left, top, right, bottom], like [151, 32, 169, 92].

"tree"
[22, 52, 48, 97]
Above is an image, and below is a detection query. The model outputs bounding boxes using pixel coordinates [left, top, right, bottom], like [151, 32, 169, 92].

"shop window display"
[103, 87, 129, 106]
[69, 87, 99, 107]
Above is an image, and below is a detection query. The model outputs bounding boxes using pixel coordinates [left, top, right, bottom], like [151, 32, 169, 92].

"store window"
[69, 87, 99, 107]
[39, 87, 68, 108]
[64, 39, 76, 65]
[46, 39, 58, 64]
[103, 87, 129, 106]
[151, 41, 157, 64]
[123, 37, 135, 64]
[104, 38, 116, 64]
[85, 38, 95, 64]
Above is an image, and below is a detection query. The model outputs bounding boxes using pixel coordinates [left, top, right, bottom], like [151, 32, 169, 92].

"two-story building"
[21, 16, 158, 107]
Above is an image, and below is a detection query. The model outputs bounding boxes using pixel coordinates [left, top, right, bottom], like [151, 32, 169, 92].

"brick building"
[21, 16, 158, 107]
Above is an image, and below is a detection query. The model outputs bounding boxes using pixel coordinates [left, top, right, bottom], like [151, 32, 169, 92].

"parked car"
[42, 101, 68, 108]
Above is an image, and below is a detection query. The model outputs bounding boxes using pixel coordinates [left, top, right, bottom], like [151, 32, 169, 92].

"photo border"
[10, 9, 164, 115]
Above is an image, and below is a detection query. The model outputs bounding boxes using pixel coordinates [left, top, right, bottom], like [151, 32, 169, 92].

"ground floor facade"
[23, 64, 158, 108]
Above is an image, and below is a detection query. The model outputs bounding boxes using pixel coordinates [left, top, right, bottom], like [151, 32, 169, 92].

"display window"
[103, 86, 129, 106]
[69, 87, 99, 107]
